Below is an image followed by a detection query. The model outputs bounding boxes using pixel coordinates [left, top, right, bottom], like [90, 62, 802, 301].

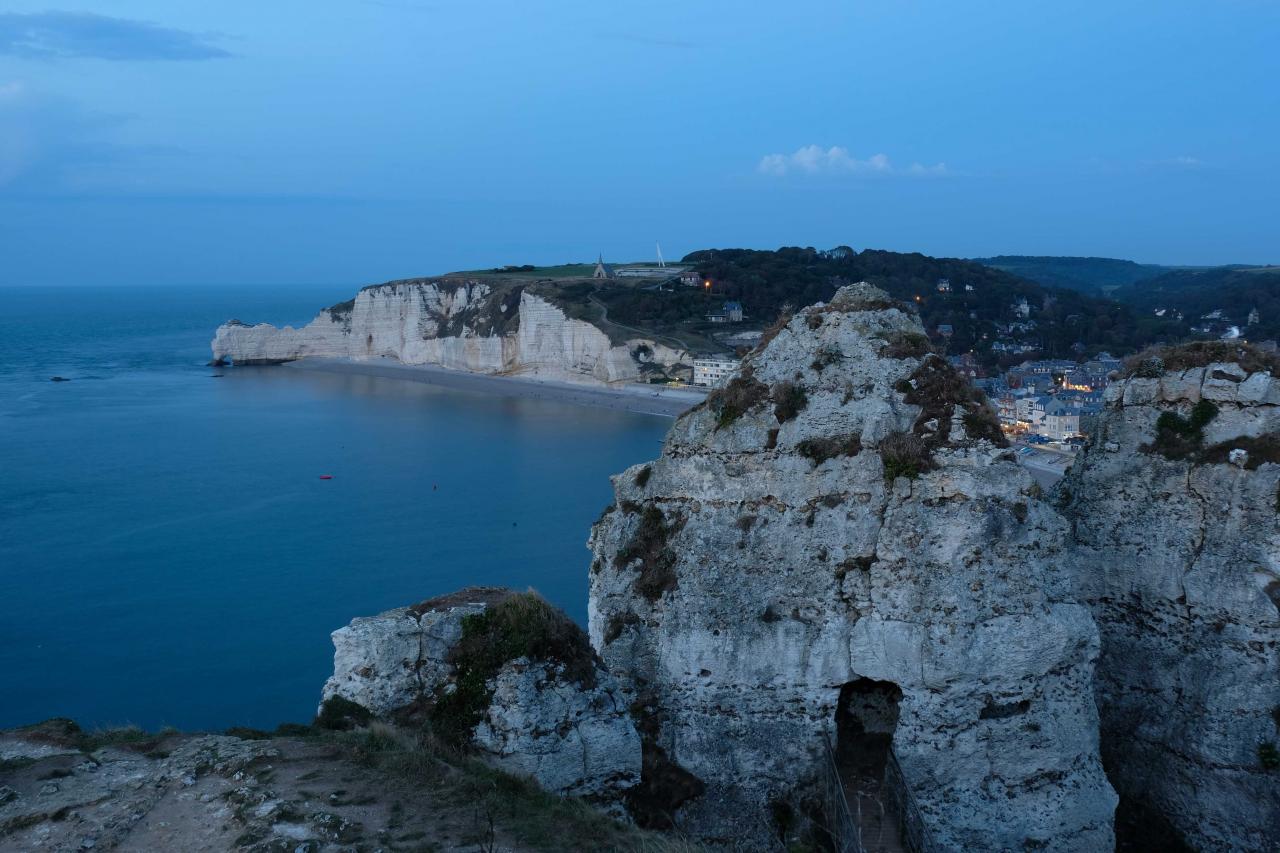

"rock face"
[321, 587, 641, 801]
[1062, 355, 1280, 851]
[588, 284, 1116, 850]
[212, 279, 689, 386]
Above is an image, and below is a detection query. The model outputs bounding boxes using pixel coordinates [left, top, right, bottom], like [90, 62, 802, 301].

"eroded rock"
[320, 587, 641, 801]
[588, 283, 1116, 850]
[1062, 353, 1280, 851]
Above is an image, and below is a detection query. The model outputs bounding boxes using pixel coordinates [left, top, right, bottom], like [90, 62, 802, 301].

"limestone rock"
[1062, 360, 1280, 851]
[321, 587, 640, 800]
[588, 284, 1116, 850]
[211, 279, 688, 386]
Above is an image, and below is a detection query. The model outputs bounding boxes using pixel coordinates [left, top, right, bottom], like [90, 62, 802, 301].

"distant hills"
[973, 255, 1279, 343]
[973, 255, 1170, 295]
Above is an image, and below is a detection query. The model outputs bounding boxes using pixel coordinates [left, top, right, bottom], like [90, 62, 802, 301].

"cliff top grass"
[1123, 341, 1280, 378]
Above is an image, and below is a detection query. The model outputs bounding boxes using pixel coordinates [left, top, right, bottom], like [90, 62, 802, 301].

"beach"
[284, 357, 708, 417]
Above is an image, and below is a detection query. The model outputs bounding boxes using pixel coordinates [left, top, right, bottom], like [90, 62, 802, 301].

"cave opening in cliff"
[834, 677, 904, 845]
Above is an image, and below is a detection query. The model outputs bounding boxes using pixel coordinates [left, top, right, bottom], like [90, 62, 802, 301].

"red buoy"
[319, 474, 333, 480]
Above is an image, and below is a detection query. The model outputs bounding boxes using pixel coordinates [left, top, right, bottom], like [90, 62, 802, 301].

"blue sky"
[1, 1, 1276, 286]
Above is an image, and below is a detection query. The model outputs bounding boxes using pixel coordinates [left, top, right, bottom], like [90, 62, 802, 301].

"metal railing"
[819, 728, 867, 853]
[883, 748, 940, 853]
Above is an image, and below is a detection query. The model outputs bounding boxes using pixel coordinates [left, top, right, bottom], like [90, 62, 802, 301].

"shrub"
[1145, 400, 1219, 460]
[880, 431, 934, 481]
[879, 331, 934, 359]
[796, 434, 862, 466]
[431, 592, 597, 745]
[614, 505, 686, 601]
[634, 466, 652, 488]
[771, 381, 808, 423]
[316, 696, 373, 731]
[708, 372, 769, 429]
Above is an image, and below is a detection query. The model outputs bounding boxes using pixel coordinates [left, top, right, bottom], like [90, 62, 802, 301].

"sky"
[0, 1, 1277, 286]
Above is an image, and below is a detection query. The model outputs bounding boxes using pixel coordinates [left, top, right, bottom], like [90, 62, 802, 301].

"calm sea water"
[0, 286, 669, 731]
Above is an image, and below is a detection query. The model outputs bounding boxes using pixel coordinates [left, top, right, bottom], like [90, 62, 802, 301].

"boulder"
[321, 587, 641, 801]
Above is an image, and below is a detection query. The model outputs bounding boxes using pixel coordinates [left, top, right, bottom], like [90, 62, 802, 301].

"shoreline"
[281, 357, 708, 417]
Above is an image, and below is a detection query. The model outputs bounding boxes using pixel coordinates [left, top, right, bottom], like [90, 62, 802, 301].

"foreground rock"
[321, 586, 641, 802]
[0, 718, 673, 852]
[212, 278, 689, 386]
[588, 284, 1116, 850]
[1061, 343, 1280, 851]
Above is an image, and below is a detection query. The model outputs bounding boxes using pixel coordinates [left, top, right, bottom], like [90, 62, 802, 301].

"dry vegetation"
[899, 355, 1007, 447]
[796, 434, 863, 466]
[614, 505, 687, 602]
[707, 371, 769, 429]
[1124, 341, 1280, 378]
[879, 430, 935, 481]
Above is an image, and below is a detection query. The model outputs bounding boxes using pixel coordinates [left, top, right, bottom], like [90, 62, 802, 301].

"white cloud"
[758, 145, 946, 178]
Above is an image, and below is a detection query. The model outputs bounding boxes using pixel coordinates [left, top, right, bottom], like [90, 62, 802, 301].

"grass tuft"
[880, 431, 934, 481]
[771, 381, 808, 423]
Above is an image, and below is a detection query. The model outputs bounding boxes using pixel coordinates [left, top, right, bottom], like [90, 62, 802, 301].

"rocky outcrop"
[1061, 349, 1280, 851]
[320, 587, 641, 801]
[588, 284, 1116, 850]
[212, 279, 689, 386]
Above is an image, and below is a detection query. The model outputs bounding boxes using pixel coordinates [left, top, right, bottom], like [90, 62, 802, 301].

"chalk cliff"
[1061, 347, 1280, 851]
[320, 587, 641, 802]
[587, 284, 1117, 850]
[211, 279, 689, 386]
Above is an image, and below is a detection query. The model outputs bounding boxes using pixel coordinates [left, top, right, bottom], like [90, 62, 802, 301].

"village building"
[692, 358, 740, 388]
[706, 301, 744, 324]
[593, 255, 615, 279]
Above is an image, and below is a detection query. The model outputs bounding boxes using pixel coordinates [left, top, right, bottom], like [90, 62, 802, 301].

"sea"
[0, 285, 671, 732]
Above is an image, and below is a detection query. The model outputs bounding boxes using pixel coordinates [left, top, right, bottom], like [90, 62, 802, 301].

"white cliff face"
[1063, 359, 1280, 851]
[320, 587, 640, 801]
[212, 280, 688, 386]
[587, 284, 1116, 850]
[321, 590, 498, 717]
[473, 658, 642, 800]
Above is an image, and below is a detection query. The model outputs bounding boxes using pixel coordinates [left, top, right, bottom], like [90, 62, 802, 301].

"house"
[693, 358, 739, 388]
[1041, 398, 1081, 441]
[937, 278, 952, 293]
[1249, 308, 1261, 326]
[707, 302, 744, 324]
[593, 255, 615, 279]
[680, 271, 702, 287]
[964, 283, 975, 292]
[1013, 298, 1031, 319]
[936, 324, 954, 338]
